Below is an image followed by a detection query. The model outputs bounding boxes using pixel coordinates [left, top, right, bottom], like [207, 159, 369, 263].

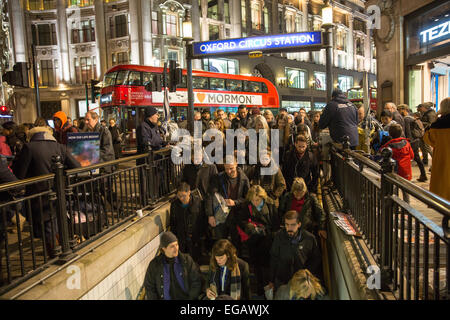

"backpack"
[411, 118, 425, 139]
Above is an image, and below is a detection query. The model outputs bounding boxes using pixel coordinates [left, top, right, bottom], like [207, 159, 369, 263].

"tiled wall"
[79, 233, 161, 300]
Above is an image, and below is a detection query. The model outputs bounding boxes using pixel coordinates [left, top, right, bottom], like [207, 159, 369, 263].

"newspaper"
[330, 211, 359, 236]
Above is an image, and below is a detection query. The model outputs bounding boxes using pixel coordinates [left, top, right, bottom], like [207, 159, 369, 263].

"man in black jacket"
[136, 106, 167, 154]
[282, 134, 319, 193]
[181, 151, 218, 199]
[269, 210, 322, 291]
[143, 231, 202, 300]
[232, 105, 253, 130]
[108, 118, 122, 159]
[205, 155, 250, 248]
[418, 102, 437, 165]
[169, 182, 202, 261]
[319, 89, 359, 148]
[12, 126, 80, 255]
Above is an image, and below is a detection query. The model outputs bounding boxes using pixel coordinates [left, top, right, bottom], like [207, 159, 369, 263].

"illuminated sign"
[192, 32, 322, 57]
[153, 91, 263, 105]
[419, 19, 450, 45]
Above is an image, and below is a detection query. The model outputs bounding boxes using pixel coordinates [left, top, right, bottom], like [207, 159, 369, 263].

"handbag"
[237, 204, 266, 242]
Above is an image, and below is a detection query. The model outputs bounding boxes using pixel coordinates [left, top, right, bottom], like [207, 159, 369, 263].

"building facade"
[4, 0, 376, 123]
[367, 0, 450, 112]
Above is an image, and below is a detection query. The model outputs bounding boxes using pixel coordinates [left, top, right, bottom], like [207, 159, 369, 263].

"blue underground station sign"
[191, 31, 324, 58]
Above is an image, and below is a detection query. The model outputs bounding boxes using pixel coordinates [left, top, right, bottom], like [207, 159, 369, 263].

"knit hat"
[53, 111, 68, 129]
[159, 231, 178, 248]
[144, 106, 158, 118]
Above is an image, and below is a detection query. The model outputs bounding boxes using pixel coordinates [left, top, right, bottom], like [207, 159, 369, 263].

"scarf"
[210, 262, 241, 300]
[163, 256, 187, 300]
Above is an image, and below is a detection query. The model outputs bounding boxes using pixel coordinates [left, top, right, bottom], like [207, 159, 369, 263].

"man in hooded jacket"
[53, 111, 78, 145]
[319, 89, 359, 148]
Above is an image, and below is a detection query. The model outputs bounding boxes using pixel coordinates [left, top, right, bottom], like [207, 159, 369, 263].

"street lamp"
[182, 10, 195, 135]
[321, 0, 334, 102]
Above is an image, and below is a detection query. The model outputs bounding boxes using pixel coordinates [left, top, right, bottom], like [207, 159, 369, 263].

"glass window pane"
[209, 78, 226, 90]
[314, 72, 326, 91]
[126, 71, 141, 85]
[115, 70, 128, 85]
[193, 77, 209, 89]
[226, 79, 243, 91]
[104, 71, 118, 86]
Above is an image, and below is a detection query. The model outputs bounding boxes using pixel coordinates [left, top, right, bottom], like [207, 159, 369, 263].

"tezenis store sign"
[419, 18, 450, 45]
[192, 32, 322, 58]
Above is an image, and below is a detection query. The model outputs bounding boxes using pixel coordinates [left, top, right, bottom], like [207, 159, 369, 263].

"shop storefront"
[405, 0, 450, 111]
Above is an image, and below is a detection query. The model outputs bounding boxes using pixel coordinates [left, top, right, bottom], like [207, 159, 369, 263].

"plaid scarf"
[210, 263, 241, 300]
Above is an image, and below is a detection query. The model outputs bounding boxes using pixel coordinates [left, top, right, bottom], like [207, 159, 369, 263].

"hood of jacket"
[53, 111, 68, 129]
[332, 92, 350, 104]
[27, 126, 56, 142]
[382, 137, 409, 153]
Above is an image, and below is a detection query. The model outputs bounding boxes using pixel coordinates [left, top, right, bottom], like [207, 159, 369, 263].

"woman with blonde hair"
[263, 110, 276, 128]
[237, 185, 278, 296]
[279, 177, 327, 239]
[275, 113, 291, 164]
[206, 239, 251, 300]
[274, 269, 325, 300]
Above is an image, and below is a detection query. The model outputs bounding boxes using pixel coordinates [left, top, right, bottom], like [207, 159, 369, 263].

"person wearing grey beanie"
[143, 230, 202, 300]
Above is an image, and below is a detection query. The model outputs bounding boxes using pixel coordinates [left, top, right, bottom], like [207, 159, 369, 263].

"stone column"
[230, 0, 242, 38]
[57, 1, 70, 83]
[129, 0, 141, 64]
[301, 0, 309, 61]
[245, 0, 251, 35]
[9, 0, 27, 62]
[61, 98, 71, 117]
[94, 0, 107, 79]
[141, 0, 153, 65]
[347, 15, 354, 70]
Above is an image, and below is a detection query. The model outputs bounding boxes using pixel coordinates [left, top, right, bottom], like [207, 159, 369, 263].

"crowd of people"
[140, 91, 449, 301]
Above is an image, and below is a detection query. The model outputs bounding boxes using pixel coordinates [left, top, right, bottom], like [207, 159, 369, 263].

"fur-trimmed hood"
[27, 126, 56, 142]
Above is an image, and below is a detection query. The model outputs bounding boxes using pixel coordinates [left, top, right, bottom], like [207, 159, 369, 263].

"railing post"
[52, 156, 76, 264]
[341, 136, 352, 214]
[380, 147, 395, 290]
[146, 143, 157, 207]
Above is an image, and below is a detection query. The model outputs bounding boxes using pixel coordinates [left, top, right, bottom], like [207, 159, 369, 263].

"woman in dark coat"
[279, 177, 327, 239]
[237, 185, 278, 295]
[205, 239, 251, 300]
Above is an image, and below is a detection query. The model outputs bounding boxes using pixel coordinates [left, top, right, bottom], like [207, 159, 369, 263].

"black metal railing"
[0, 147, 181, 293]
[328, 138, 450, 300]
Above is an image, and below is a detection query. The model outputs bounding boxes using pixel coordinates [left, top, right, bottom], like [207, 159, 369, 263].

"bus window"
[262, 82, 268, 93]
[193, 77, 208, 89]
[115, 70, 129, 85]
[126, 71, 141, 86]
[209, 78, 225, 90]
[371, 90, 377, 99]
[244, 81, 262, 93]
[177, 75, 187, 88]
[143, 72, 152, 86]
[226, 79, 243, 91]
[104, 71, 118, 86]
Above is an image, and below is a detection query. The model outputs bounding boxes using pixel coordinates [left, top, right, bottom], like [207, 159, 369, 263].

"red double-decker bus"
[347, 87, 377, 110]
[99, 64, 279, 150]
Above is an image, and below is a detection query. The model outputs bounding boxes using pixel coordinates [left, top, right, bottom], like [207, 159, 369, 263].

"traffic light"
[0, 105, 11, 116]
[2, 62, 29, 87]
[91, 79, 101, 103]
[168, 60, 182, 92]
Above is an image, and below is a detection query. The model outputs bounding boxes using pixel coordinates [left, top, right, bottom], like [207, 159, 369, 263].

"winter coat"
[169, 194, 202, 251]
[54, 122, 78, 145]
[109, 125, 121, 145]
[319, 93, 359, 147]
[270, 228, 322, 288]
[381, 137, 414, 180]
[421, 109, 438, 129]
[143, 252, 202, 300]
[136, 118, 166, 154]
[181, 163, 218, 198]
[238, 200, 279, 239]
[245, 163, 286, 201]
[0, 136, 12, 157]
[12, 127, 80, 221]
[231, 114, 253, 130]
[282, 149, 319, 193]
[207, 257, 251, 300]
[392, 110, 405, 134]
[279, 192, 327, 233]
[205, 167, 250, 218]
[274, 283, 325, 300]
[423, 114, 450, 201]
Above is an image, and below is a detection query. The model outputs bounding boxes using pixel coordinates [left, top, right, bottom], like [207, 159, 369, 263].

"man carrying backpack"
[397, 105, 427, 182]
